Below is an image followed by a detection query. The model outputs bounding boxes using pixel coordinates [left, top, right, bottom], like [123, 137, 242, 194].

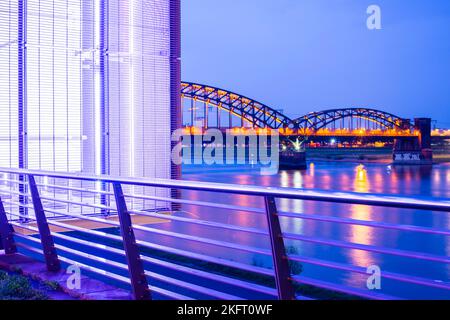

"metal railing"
[0, 167, 449, 300]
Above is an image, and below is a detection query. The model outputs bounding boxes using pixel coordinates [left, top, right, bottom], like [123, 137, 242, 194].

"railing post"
[264, 195, 295, 300]
[0, 195, 17, 254]
[28, 175, 61, 271]
[113, 182, 151, 300]
[19, 174, 29, 222]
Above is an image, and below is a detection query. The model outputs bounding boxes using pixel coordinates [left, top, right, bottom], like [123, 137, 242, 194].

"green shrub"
[0, 271, 8, 281]
[43, 280, 60, 291]
[0, 273, 49, 300]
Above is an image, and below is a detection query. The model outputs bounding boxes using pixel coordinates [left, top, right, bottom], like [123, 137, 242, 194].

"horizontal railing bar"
[125, 192, 265, 214]
[0, 189, 30, 198]
[284, 232, 450, 264]
[139, 255, 277, 297]
[8, 198, 446, 287]
[129, 209, 268, 236]
[14, 238, 135, 289]
[0, 200, 26, 208]
[6, 184, 264, 217]
[8, 205, 276, 277]
[15, 232, 199, 300]
[18, 233, 130, 276]
[148, 286, 194, 301]
[132, 223, 272, 256]
[9, 198, 450, 279]
[291, 275, 400, 300]
[51, 243, 207, 298]
[4, 201, 116, 222]
[3, 185, 265, 217]
[136, 239, 275, 277]
[51, 206, 267, 254]
[20, 204, 272, 256]
[0, 178, 27, 185]
[15, 209, 450, 293]
[288, 255, 450, 290]
[143, 270, 244, 300]
[57, 256, 131, 286]
[12, 216, 269, 298]
[279, 211, 450, 236]
[5, 167, 448, 300]
[4, 200, 103, 219]
[7, 209, 119, 240]
[14, 241, 44, 255]
[34, 207, 120, 226]
[11, 214, 277, 296]
[59, 254, 194, 300]
[53, 220, 275, 297]
[8, 194, 446, 239]
[10, 227, 278, 297]
[2, 168, 449, 212]
[37, 195, 116, 212]
[13, 213, 447, 292]
[47, 235, 241, 300]
[11, 220, 127, 258]
[41, 219, 123, 241]
[36, 183, 113, 196]
[14, 241, 137, 291]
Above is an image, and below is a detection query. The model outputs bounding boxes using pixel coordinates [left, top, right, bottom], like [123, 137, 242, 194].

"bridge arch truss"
[181, 82, 293, 129]
[181, 83, 412, 134]
[292, 108, 411, 132]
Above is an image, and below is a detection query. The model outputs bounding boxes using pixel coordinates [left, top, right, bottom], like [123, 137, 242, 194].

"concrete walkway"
[0, 252, 133, 300]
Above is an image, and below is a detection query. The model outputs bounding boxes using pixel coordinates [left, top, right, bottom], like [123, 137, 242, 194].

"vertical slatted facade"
[26, 0, 83, 172]
[0, 1, 19, 171]
[0, 0, 180, 210]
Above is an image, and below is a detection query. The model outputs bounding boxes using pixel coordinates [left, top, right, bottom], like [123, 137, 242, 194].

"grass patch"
[0, 270, 49, 300]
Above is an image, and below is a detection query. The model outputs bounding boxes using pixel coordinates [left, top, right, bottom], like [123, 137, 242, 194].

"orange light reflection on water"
[344, 164, 377, 287]
[354, 164, 369, 193]
[309, 163, 315, 177]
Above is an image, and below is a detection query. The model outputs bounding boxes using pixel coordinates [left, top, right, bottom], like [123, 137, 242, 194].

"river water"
[137, 161, 450, 299]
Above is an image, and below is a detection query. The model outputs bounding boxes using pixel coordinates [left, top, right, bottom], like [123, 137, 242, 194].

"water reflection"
[354, 164, 369, 193]
[309, 162, 315, 177]
[140, 162, 450, 299]
[293, 171, 302, 188]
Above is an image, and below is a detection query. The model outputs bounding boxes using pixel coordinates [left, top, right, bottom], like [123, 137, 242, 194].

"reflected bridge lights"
[356, 164, 368, 182]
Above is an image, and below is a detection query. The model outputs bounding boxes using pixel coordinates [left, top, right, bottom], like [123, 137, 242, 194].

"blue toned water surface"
[135, 161, 450, 299]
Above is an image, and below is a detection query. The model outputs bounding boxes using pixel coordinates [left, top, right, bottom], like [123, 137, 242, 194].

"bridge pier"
[393, 118, 433, 165]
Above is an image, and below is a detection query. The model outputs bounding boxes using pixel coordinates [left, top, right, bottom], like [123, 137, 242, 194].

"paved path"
[0, 252, 132, 300]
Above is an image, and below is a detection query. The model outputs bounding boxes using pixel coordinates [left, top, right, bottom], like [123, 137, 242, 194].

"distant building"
[0, 0, 180, 180]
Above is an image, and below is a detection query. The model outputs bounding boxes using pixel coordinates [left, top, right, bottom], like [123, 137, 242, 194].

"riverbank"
[306, 148, 450, 164]
[0, 269, 72, 300]
[0, 253, 132, 300]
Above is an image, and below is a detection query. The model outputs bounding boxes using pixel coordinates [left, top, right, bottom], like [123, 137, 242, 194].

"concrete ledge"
[0, 253, 133, 300]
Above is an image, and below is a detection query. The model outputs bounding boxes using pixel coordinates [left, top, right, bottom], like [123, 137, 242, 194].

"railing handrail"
[1, 167, 450, 212]
[1, 166, 450, 300]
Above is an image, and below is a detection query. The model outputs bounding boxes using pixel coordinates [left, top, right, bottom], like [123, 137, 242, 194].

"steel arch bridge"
[181, 82, 293, 129]
[292, 108, 411, 132]
[181, 82, 412, 133]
